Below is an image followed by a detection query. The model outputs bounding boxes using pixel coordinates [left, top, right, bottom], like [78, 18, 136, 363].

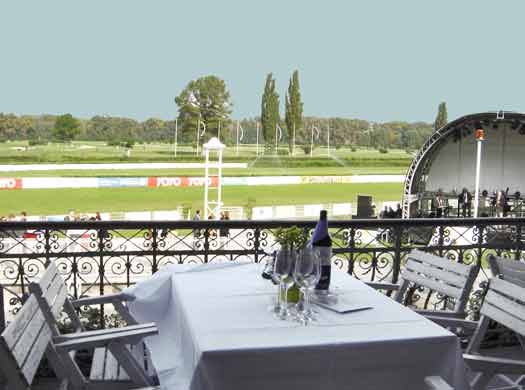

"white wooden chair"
[430, 277, 525, 390]
[489, 255, 525, 288]
[0, 262, 160, 390]
[368, 249, 479, 319]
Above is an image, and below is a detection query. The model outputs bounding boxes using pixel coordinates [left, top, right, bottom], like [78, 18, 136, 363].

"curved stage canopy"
[403, 111, 525, 218]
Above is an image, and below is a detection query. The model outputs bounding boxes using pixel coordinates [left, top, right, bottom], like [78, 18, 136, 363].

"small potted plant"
[274, 226, 308, 252]
[273, 226, 308, 304]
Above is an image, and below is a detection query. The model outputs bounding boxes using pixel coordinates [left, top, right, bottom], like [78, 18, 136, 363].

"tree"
[175, 76, 232, 142]
[261, 73, 280, 148]
[434, 102, 448, 131]
[284, 70, 303, 153]
[53, 114, 80, 142]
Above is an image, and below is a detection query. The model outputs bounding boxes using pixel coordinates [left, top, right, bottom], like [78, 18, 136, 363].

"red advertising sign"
[0, 178, 22, 190]
[148, 177, 219, 188]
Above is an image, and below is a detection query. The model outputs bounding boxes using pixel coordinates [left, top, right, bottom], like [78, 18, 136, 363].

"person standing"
[434, 190, 446, 218]
[394, 204, 402, 218]
[380, 205, 389, 219]
[192, 210, 201, 248]
[458, 188, 472, 218]
[494, 190, 506, 218]
[219, 211, 230, 248]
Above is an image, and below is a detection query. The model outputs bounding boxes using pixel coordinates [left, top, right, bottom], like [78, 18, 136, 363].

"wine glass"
[273, 248, 296, 319]
[293, 247, 321, 325]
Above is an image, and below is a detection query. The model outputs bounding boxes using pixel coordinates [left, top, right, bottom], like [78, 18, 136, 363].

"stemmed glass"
[294, 247, 321, 325]
[273, 248, 296, 319]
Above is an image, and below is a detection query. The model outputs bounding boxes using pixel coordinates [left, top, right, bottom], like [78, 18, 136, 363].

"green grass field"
[0, 183, 403, 216]
[0, 141, 413, 165]
[0, 141, 409, 217]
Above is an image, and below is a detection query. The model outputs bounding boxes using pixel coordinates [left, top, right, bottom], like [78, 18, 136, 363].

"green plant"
[379, 147, 389, 154]
[274, 226, 307, 250]
[28, 138, 48, 146]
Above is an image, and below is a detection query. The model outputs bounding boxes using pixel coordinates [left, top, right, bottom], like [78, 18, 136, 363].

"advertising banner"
[274, 206, 296, 219]
[23, 177, 99, 189]
[0, 178, 22, 190]
[148, 176, 219, 188]
[98, 177, 148, 188]
[222, 177, 249, 186]
[304, 204, 323, 217]
[245, 176, 301, 186]
[332, 203, 352, 216]
[350, 175, 405, 183]
[252, 206, 273, 220]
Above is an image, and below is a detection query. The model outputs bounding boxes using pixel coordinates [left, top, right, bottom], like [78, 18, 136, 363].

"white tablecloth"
[125, 261, 468, 390]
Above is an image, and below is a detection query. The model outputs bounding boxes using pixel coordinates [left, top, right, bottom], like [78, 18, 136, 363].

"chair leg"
[471, 371, 495, 390]
[108, 342, 153, 387]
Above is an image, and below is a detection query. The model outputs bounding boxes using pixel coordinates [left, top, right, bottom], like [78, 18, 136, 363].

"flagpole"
[473, 129, 485, 218]
[174, 118, 178, 157]
[256, 122, 259, 156]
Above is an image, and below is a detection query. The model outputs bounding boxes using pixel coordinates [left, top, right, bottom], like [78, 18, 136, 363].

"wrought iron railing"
[1, 218, 524, 328]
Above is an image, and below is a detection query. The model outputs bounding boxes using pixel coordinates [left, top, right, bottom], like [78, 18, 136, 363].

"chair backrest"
[488, 255, 525, 288]
[396, 249, 479, 314]
[0, 263, 69, 389]
[481, 277, 525, 337]
[466, 276, 525, 356]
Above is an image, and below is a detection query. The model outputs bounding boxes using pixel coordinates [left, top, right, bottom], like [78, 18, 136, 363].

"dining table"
[124, 260, 469, 390]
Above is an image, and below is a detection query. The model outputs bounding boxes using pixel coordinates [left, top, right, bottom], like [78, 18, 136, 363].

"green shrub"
[302, 145, 312, 155]
[378, 147, 389, 154]
[28, 138, 48, 146]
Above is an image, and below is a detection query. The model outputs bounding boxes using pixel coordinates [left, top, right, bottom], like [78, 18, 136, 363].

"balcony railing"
[1, 218, 524, 328]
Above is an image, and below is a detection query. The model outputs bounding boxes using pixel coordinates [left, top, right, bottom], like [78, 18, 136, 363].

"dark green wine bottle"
[312, 210, 332, 291]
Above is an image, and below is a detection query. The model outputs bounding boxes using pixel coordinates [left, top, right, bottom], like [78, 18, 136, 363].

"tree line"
[0, 112, 435, 152]
[0, 72, 447, 153]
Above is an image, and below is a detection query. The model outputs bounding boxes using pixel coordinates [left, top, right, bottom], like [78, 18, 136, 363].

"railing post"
[347, 227, 356, 276]
[0, 284, 4, 334]
[97, 227, 106, 328]
[437, 225, 445, 257]
[254, 227, 260, 263]
[152, 228, 158, 273]
[392, 226, 403, 284]
[44, 228, 51, 267]
[203, 227, 210, 263]
[514, 222, 522, 261]
[476, 224, 485, 268]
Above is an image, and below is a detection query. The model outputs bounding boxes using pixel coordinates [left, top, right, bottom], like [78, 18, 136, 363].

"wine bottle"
[311, 209, 332, 292]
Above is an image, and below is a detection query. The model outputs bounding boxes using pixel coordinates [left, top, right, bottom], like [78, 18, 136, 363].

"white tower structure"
[203, 137, 225, 219]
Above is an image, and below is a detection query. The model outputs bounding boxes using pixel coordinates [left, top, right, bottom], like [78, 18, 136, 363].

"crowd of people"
[192, 210, 231, 247]
[0, 211, 103, 222]
[379, 204, 402, 219]
[429, 187, 517, 218]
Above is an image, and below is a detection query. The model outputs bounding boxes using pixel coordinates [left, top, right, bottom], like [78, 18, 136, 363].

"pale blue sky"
[1, 1, 523, 123]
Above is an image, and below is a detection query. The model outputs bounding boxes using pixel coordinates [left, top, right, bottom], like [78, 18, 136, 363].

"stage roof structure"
[402, 111, 525, 218]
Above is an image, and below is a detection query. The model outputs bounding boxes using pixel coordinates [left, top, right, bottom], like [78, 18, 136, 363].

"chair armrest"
[54, 323, 158, 351]
[425, 376, 454, 390]
[425, 315, 479, 330]
[464, 354, 525, 375]
[417, 310, 466, 319]
[70, 292, 135, 307]
[366, 282, 399, 291]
